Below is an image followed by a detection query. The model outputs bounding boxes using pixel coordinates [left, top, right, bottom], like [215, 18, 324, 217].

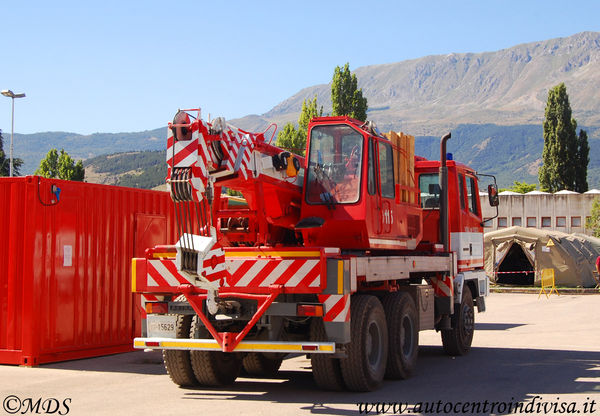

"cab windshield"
[306, 124, 363, 205]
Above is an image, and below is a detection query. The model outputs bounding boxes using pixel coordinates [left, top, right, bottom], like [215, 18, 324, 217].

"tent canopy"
[484, 226, 600, 288]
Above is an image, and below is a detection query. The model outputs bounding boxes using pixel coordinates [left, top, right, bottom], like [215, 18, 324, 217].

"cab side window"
[419, 173, 440, 209]
[466, 176, 479, 215]
[367, 139, 376, 195]
[378, 141, 395, 199]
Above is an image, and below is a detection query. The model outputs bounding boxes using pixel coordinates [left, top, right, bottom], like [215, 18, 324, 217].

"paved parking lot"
[1, 293, 599, 415]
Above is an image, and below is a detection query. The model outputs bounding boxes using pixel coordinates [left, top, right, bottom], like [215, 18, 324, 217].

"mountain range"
[231, 31, 600, 136]
[7, 31, 600, 189]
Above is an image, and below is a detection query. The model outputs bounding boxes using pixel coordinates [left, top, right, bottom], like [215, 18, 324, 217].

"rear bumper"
[134, 337, 335, 354]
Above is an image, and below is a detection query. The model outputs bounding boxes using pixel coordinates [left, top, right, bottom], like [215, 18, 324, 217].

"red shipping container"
[0, 176, 177, 366]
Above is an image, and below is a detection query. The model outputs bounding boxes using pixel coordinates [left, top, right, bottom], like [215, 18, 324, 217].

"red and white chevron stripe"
[202, 245, 227, 282]
[430, 275, 454, 297]
[221, 127, 256, 180]
[144, 256, 322, 291]
[166, 122, 201, 168]
[318, 294, 351, 322]
[225, 258, 321, 289]
[147, 260, 195, 289]
[166, 118, 261, 202]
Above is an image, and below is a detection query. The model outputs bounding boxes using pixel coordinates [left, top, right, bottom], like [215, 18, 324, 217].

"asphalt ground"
[1, 293, 599, 416]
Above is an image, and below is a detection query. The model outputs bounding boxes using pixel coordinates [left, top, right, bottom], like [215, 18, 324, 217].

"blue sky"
[1, 0, 599, 135]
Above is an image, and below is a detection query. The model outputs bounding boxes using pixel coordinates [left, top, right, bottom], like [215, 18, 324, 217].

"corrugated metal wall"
[0, 176, 177, 365]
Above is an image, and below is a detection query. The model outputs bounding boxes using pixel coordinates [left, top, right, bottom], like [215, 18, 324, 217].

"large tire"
[189, 316, 242, 386]
[340, 295, 388, 392]
[162, 297, 198, 387]
[242, 352, 284, 377]
[441, 287, 474, 356]
[383, 292, 419, 379]
[310, 319, 345, 391]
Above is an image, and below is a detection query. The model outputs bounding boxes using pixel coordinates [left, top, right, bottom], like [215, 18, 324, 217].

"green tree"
[499, 180, 537, 194]
[538, 83, 587, 192]
[276, 96, 323, 155]
[574, 129, 589, 193]
[36, 148, 85, 181]
[331, 62, 368, 121]
[0, 129, 24, 176]
[276, 123, 304, 154]
[586, 198, 600, 238]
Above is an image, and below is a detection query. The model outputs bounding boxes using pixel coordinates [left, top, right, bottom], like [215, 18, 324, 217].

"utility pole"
[1, 89, 26, 177]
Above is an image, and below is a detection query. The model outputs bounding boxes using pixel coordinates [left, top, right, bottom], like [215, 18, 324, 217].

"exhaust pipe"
[439, 132, 451, 251]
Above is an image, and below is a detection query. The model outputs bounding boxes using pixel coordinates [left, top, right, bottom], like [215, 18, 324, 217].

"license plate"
[147, 315, 177, 338]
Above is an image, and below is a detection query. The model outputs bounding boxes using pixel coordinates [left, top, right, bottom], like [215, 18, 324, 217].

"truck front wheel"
[441, 288, 474, 356]
[340, 295, 388, 391]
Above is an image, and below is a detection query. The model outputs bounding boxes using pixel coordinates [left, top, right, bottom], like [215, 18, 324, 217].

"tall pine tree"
[539, 83, 588, 192]
[575, 129, 589, 193]
[331, 63, 368, 122]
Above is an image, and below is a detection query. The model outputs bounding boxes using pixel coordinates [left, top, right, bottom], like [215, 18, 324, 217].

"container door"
[52, 196, 79, 350]
[134, 214, 167, 257]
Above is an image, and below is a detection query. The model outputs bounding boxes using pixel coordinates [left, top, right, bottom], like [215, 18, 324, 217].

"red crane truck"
[131, 109, 499, 391]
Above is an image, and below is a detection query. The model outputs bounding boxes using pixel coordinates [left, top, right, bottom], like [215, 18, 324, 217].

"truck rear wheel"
[242, 352, 284, 377]
[383, 292, 419, 379]
[189, 316, 242, 386]
[310, 319, 345, 391]
[162, 297, 198, 387]
[340, 295, 388, 392]
[441, 288, 474, 356]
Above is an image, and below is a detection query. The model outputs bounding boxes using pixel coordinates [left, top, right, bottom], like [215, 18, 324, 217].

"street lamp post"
[1, 89, 26, 177]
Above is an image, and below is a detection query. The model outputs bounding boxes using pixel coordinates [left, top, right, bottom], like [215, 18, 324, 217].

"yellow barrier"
[538, 268, 560, 299]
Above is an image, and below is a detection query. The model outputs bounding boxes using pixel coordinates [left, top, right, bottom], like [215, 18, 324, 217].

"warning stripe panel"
[173, 141, 198, 167]
[147, 260, 194, 288]
[319, 294, 351, 322]
[260, 260, 296, 287]
[226, 259, 322, 290]
[246, 260, 283, 288]
[294, 262, 322, 288]
[141, 256, 324, 293]
[229, 260, 258, 286]
[430, 275, 453, 297]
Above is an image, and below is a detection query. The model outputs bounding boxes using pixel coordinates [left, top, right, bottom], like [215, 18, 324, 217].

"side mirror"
[488, 184, 499, 207]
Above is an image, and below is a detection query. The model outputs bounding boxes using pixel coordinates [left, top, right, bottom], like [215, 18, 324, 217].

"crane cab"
[298, 117, 422, 251]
